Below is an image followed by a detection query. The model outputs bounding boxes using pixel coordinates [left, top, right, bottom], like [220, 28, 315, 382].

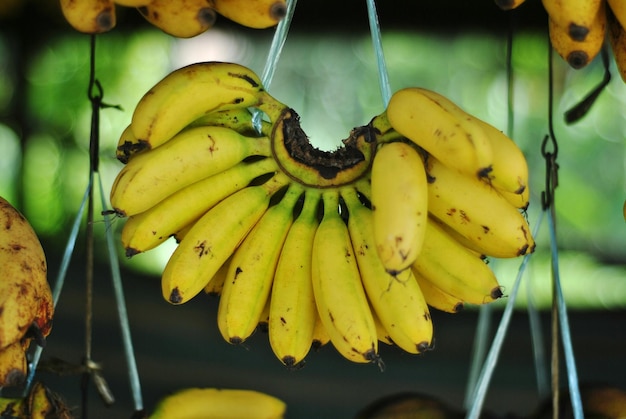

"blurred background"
[0, 0, 625, 417]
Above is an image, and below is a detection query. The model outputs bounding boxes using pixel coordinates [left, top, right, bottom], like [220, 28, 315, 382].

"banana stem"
[365, 0, 391, 107]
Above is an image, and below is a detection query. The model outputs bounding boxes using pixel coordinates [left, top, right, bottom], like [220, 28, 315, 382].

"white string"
[365, 0, 391, 106]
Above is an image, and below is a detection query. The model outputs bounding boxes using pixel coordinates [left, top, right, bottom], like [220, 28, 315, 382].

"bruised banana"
[161, 172, 290, 304]
[341, 186, 433, 354]
[412, 219, 502, 306]
[149, 387, 286, 419]
[542, 0, 604, 42]
[59, 0, 116, 34]
[128, 61, 285, 153]
[121, 157, 278, 255]
[425, 155, 535, 258]
[137, 0, 217, 38]
[110, 126, 271, 216]
[0, 337, 31, 388]
[547, 0, 606, 69]
[311, 190, 380, 365]
[0, 197, 53, 351]
[385, 87, 493, 179]
[269, 190, 321, 367]
[209, 0, 287, 29]
[217, 183, 303, 345]
[370, 140, 428, 274]
[0, 381, 72, 419]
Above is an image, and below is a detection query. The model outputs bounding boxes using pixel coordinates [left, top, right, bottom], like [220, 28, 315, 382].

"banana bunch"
[148, 387, 286, 419]
[0, 197, 54, 388]
[0, 381, 72, 418]
[59, 0, 287, 37]
[110, 62, 534, 366]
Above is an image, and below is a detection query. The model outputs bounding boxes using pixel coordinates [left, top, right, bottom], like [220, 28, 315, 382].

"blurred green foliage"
[0, 25, 625, 309]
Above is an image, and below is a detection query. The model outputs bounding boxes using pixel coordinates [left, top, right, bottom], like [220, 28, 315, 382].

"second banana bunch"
[109, 61, 535, 367]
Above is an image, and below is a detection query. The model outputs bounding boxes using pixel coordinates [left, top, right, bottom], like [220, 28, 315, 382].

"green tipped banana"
[270, 108, 376, 188]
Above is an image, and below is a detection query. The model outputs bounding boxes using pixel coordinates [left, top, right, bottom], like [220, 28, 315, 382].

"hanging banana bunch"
[109, 61, 535, 367]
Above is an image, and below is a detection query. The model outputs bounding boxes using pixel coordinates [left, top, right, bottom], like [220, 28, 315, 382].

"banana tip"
[491, 286, 504, 300]
[270, 2, 287, 21]
[168, 288, 183, 304]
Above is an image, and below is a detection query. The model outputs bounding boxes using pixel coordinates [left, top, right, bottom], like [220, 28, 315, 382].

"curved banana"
[0, 337, 30, 388]
[59, 0, 116, 34]
[311, 190, 380, 365]
[148, 387, 287, 419]
[385, 87, 493, 179]
[425, 154, 535, 258]
[270, 108, 376, 188]
[342, 186, 433, 355]
[121, 157, 278, 255]
[110, 126, 271, 217]
[269, 190, 321, 367]
[189, 108, 273, 137]
[203, 255, 232, 296]
[412, 219, 502, 306]
[161, 172, 290, 305]
[209, 0, 287, 29]
[547, 1, 606, 69]
[370, 141, 428, 274]
[608, 6, 626, 83]
[472, 118, 529, 196]
[542, 0, 604, 41]
[217, 183, 303, 345]
[412, 269, 465, 313]
[311, 311, 330, 350]
[129, 62, 285, 151]
[0, 197, 53, 351]
[137, 0, 217, 38]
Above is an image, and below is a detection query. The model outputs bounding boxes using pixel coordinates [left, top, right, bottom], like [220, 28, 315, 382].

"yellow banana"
[148, 387, 286, 419]
[189, 107, 273, 137]
[0, 197, 53, 351]
[494, 0, 527, 10]
[412, 219, 502, 306]
[372, 308, 394, 346]
[256, 297, 272, 334]
[217, 183, 303, 345]
[0, 337, 30, 388]
[342, 186, 433, 354]
[121, 157, 278, 255]
[472, 118, 529, 196]
[203, 255, 232, 296]
[385, 87, 493, 179]
[161, 172, 290, 304]
[311, 190, 380, 365]
[115, 124, 145, 164]
[498, 186, 530, 211]
[547, 1, 606, 69]
[608, 0, 626, 30]
[542, 0, 604, 41]
[311, 311, 330, 350]
[270, 108, 376, 188]
[209, 0, 287, 29]
[59, 0, 116, 34]
[412, 269, 465, 313]
[110, 126, 271, 217]
[268, 190, 321, 367]
[425, 155, 535, 258]
[113, 0, 151, 6]
[137, 0, 217, 38]
[608, 6, 626, 83]
[370, 141, 428, 274]
[129, 61, 284, 151]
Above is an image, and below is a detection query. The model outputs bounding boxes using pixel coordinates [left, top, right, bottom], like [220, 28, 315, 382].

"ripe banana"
[0, 197, 53, 351]
[268, 190, 321, 367]
[110, 126, 271, 216]
[112, 0, 151, 6]
[161, 172, 289, 304]
[425, 154, 535, 258]
[217, 183, 303, 345]
[129, 61, 285, 151]
[137, 0, 217, 38]
[472, 118, 529, 196]
[385, 87, 493, 179]
[59, 0, 116, 34]
[547, 1, 606, 69]
[115, 124, 145, 164]
[148, 387, 286, 419]
[608, 6, 626, 83]
[311, 190, 380, 365]
[189, 107, 273, 137]
[209, 0, 287, 29]
[203, 255, 231, 296]
[121, 157, 278, 255]
[311, 311, 330, 350]
[412, 269, 465, 313]
[542, 0, 604, 41]
[412, 219, 502, 306]
[342, 186, 433, 354]
[0, 337, 30, 388]
[370, 141, 428, 274]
